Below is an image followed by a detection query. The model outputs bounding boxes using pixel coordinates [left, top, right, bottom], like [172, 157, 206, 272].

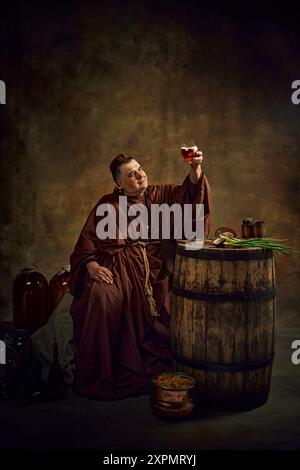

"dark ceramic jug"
[13, 267, 48, 334]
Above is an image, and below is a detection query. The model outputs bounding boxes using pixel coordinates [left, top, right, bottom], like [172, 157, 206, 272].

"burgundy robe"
[69, 173, 212, 400]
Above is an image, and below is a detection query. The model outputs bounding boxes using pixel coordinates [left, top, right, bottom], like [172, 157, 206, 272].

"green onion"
[219, 235, 296, 255]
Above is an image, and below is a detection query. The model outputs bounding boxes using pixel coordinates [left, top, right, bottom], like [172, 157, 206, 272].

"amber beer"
[180, 143, 198, 162]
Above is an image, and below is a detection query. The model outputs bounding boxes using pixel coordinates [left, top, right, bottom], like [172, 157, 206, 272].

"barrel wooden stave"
[173, 361, 272, 411]
[171, 245, 276, 411]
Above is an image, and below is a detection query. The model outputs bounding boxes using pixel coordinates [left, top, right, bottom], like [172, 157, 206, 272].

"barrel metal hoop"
[172, 286, 276, 302]
[176, 246, 273, 260]
[173, 353, 275, 372]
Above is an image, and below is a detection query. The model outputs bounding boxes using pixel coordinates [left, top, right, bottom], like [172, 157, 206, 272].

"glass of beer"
[180, 140, 198, 162]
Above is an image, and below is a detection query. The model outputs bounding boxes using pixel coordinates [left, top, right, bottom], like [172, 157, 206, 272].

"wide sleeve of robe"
[69, 192, 125, 298]
[146, 171, 212, 239]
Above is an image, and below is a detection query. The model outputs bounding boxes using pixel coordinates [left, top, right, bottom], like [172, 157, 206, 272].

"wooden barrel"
[171, 243, 276, 411]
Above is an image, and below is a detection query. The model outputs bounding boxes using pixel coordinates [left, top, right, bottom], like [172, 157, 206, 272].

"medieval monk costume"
[69, 165, 212, 400]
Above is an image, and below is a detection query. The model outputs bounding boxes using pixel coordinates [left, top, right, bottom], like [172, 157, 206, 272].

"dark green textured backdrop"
[0, 1, 300, 322]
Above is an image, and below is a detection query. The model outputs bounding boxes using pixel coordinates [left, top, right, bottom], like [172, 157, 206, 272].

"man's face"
[117, 159, 148, 196]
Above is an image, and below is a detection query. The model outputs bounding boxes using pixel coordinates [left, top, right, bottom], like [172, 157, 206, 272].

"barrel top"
[176, 241, 273, 260]
[177, 241, 263, 251]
